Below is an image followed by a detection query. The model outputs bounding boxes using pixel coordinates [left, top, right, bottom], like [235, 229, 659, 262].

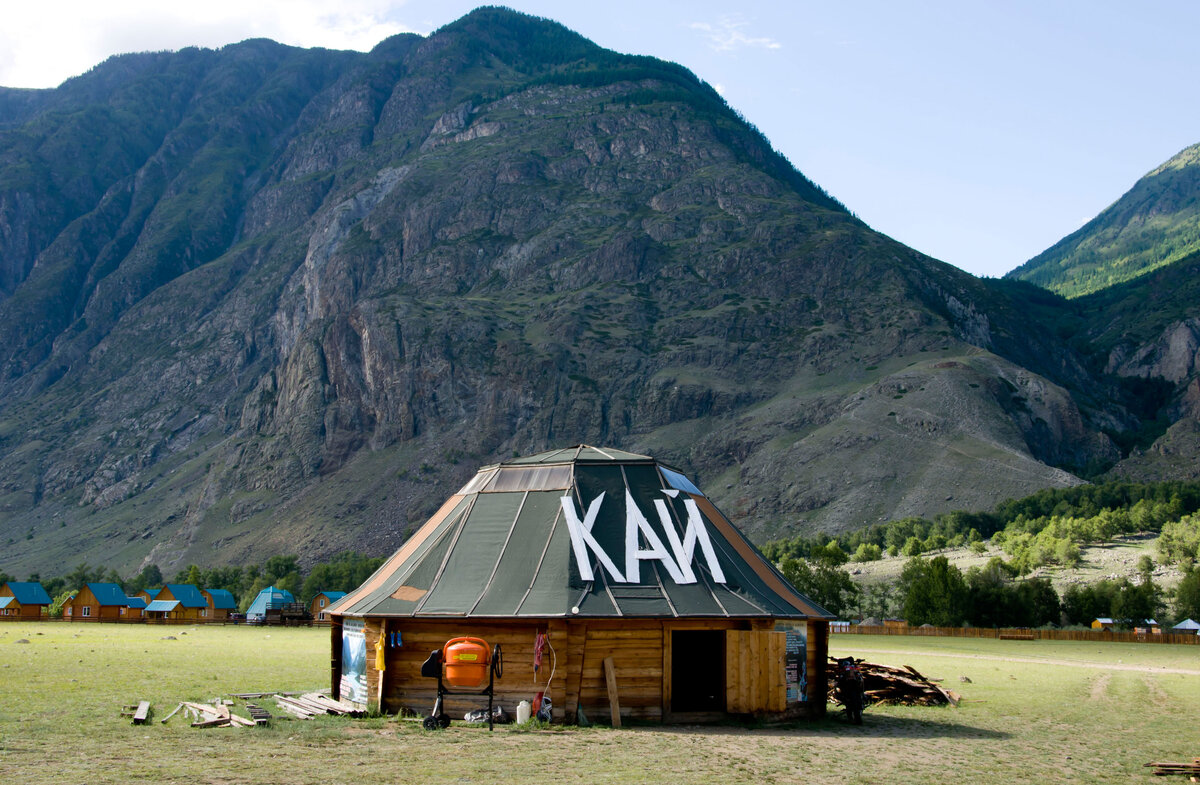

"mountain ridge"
[0, 8, 1188, 578]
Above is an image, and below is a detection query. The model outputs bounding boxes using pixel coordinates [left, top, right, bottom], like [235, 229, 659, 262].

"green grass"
[2, 625, 1198, 784]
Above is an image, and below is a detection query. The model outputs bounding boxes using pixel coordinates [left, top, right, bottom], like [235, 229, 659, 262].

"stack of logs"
[1144, 758, 1200, 778]
[828, 658, 961, 707]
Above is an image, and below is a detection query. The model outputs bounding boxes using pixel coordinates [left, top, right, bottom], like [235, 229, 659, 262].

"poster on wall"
[341, 618, 367, 707]
[776, 621, 808, 702]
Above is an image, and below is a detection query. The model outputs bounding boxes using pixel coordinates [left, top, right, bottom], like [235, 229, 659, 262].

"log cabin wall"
[356, 617, 797, 723]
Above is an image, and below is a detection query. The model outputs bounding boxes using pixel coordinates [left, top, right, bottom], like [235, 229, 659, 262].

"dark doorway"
[671, 630, 725, 712]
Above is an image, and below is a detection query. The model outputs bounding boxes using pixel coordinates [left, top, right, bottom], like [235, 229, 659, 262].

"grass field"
[1, 624, 1198, 784]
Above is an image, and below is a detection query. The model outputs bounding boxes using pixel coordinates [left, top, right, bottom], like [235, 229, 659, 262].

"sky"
[2, 1, 1199, 279]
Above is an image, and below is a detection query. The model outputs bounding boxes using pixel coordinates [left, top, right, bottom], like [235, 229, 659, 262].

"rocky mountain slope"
[1007, 142, 1200, 297]
[0, 9, 1175, 578]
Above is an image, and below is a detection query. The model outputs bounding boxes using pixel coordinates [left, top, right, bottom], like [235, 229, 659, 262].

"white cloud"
[0, 0, 421, 89]
[689, 16, 782, 53]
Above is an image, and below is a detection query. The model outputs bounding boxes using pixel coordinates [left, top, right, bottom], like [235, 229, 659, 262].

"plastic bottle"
[516, 699, 531, 724]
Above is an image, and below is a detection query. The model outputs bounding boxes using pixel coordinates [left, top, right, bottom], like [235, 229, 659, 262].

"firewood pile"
[1144, 757, 1200, 778]
[828, 658, 961, 707]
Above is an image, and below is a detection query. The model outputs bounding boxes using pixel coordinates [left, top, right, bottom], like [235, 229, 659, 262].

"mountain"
[1069, 249, 1200, 482]
[0, 8, 1166, 579]
[1006, 143, 1200, 298]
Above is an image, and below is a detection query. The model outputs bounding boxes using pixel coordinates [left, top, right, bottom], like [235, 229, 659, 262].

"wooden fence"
[833, 624, 1200, 645]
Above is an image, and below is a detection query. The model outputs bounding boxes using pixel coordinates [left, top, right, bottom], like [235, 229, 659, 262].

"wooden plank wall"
[578, 621, 664, 722]
[363, 617, 817, 723]
[374, 620, 569, 721]
[724, 631, 786, 713]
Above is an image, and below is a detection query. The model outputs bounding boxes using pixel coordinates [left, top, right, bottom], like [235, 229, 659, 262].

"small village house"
[63, 583, 132, 621]
[0, 581, 52, 620]
[202, 589, 237, 622]
[122, 596, 147, 621]
[310, 591, 347, 622]
[145, 584, 208, 622]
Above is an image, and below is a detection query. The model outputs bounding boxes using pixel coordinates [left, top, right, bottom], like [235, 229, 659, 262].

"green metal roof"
[330, 448, 831, 621]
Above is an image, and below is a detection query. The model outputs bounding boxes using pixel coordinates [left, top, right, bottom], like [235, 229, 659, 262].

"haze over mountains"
[1, 8, 1198, 578]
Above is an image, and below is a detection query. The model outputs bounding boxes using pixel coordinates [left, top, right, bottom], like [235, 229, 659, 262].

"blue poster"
[776, 621, 808, 702]
[341, 618, 367, 706]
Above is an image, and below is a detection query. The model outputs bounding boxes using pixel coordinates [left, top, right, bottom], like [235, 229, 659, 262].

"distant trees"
[300, 552, 385, 603]
[1174, 569, 1200, 623]
[763, 480, 1200, 570]
[899, 556, 968, 627]
[779, 557, 860, 619]
[1061, 570, 1164, 628]
[1158, 514, 1200, 567]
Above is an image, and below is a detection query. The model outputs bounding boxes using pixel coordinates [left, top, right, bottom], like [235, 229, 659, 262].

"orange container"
[443, 637, 490, 687]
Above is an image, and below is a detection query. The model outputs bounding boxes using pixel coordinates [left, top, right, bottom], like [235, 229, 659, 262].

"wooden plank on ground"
[132, 701, 150, 724]
[603, 656, 621, 728]
[160, 703, 184, 724]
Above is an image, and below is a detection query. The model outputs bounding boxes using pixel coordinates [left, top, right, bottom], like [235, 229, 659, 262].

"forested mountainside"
[0, 8, 1193, 577]
[1007, 142, 1200, 298]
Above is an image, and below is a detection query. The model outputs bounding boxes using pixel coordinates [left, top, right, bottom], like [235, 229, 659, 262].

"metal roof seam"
[467, 489, 529, 616]
[513, 502, 565, 616]
[411, 494, 478, 616]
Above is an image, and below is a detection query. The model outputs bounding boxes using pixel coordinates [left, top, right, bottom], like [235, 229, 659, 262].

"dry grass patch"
[1, 625, 1197, 784]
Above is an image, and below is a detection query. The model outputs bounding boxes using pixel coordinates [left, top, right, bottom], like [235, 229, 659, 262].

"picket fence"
[833, 624, 1200, 645]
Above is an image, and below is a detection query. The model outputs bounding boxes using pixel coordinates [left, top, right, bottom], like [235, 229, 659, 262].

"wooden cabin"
[123, 596, 147, 621]
[1091, 618, 1115, 631]
[310, 591, 347, 623]
[145, 584, 208, 622]
[202, 589, 237, 622]
[0, 581, 52, 620]
[63, 583, 131, 621]
[329, 446, 832, 724]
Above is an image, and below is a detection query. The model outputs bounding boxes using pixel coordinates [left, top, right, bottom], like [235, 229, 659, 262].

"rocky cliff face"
[0, 9, 1167, 577]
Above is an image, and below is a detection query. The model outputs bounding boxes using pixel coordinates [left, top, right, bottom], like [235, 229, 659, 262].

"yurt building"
[328, 446, 832, 724]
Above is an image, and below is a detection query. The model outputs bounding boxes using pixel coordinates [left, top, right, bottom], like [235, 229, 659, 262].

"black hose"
[492, 643, 503, 678]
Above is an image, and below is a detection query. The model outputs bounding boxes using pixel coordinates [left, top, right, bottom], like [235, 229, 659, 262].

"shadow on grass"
[640, 713, 1009, 741]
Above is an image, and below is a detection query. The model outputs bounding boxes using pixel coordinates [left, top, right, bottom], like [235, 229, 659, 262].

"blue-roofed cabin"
[0, 581, 53, 620]
[64, 583, 132, 622]
[202, 589, 237, 622]
[123, 596, 147, 621]
[310, 591, 347, 623]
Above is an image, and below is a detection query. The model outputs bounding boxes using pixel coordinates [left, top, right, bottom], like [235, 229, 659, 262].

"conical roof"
[331, 446, 830, 620]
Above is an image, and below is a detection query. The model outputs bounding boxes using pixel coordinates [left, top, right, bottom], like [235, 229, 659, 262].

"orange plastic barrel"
[443, 637, 490, 687]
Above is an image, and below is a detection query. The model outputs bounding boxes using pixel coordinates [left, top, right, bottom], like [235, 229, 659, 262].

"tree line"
[764, 480, 1200, 572]
[780, 550, 1200, 629]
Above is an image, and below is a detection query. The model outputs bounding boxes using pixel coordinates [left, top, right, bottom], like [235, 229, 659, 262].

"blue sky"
[2, 1, 1198, 278]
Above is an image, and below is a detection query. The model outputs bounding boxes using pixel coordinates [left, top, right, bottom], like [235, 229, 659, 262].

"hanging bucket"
[443, 637, 490, 688]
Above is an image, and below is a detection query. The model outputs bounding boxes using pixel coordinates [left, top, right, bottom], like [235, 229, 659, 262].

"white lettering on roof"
[561, 491, 726, 585]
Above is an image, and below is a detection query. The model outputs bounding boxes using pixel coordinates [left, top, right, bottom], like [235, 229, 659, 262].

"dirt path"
[835, 645, 1200, 676]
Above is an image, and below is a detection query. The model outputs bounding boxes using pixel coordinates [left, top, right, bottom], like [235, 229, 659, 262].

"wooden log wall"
[343, 616, 830, 723]
[368, 618, 769, 723]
